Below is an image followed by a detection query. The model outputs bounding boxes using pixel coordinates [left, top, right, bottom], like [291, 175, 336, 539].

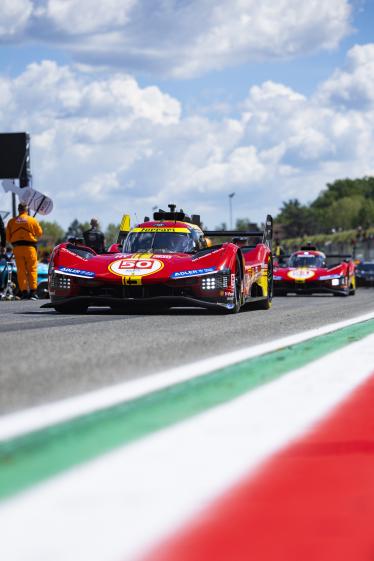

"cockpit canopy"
[289, 252, 326, 268]
[123, 227, 206, 254]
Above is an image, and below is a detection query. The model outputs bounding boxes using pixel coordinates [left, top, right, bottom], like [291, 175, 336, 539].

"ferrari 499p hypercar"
[273, 247, 356, 296]
[43, 205, 274, 314]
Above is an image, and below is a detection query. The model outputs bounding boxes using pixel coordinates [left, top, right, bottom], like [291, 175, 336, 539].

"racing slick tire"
[53, 302, 88, 314]
[256, 255, 273, 310]
[227, 257, 242, 314]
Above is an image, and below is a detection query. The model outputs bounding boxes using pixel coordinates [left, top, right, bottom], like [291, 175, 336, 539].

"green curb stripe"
[1, 319, 374, 501]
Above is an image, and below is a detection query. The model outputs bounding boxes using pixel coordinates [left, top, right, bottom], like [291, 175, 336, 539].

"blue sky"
[0, 0, 374, 229]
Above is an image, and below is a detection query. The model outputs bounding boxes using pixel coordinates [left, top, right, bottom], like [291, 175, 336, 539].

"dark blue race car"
[355, 261, 374, 286]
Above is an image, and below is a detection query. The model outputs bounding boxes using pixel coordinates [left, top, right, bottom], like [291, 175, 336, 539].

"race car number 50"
[109, 259, 164, 277]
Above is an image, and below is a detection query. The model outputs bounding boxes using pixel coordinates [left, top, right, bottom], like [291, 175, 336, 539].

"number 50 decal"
[109, 259, 164, 277]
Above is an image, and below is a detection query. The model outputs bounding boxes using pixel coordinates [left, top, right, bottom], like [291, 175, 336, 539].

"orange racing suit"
[6, 211, 43, 292]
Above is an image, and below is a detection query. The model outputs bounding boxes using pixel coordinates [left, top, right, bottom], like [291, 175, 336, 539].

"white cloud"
[167, 0, 352, 78]
[43, 0, 136, 34]
[0, 60, 182, 224]
[2, 41, 374, 229]
[0, 0, 33, 38]
[7, 60, 180, 127]
[317, 43, 374, 109]
[2, 0, 352, 78]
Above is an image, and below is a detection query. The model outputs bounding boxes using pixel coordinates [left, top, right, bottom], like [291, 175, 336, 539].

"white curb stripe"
[1, 311, 374, 442]
[1, 333, 373, 561]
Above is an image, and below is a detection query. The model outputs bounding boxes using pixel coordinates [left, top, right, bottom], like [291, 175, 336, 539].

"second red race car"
[43, 205, 274, 314]
[273, 245, 356, 297]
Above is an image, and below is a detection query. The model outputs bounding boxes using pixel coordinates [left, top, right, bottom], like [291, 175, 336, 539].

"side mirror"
[107, 243, 123, 253]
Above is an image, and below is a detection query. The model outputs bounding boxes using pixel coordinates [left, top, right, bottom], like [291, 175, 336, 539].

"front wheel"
[227, 258, 242, 314]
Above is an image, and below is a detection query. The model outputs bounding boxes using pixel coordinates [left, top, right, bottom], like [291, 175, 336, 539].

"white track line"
[1, 334, 373, 561]
[1, 311, 374, 442]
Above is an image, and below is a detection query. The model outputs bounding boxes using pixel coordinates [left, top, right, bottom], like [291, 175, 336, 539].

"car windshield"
[123, 231, 196, 254]
[289, 254, 325, 268]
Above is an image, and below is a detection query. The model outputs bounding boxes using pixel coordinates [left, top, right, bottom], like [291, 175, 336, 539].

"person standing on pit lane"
[0, 214, 5, 255]
[83, 217, 106, 253]
[6, 202, 43, 300]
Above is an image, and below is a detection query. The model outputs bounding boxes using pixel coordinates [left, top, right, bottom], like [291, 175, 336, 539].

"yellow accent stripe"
[132, 227, 190, 233]
[130, 253, 154, 259]
[123, 276, 142, 285]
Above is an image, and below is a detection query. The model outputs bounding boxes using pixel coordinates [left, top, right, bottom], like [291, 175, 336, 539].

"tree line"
[274, 176, 374, 238]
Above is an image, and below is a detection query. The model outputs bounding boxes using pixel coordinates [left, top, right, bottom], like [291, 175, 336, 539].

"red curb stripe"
[141, 372, 374, 561]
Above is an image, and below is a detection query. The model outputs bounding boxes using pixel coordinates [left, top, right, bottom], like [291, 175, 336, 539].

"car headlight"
[50, 272, 72, 289]
[331, 278, 339, 286]
[201, 276, 217, 290]
[201, 270, 230, 291]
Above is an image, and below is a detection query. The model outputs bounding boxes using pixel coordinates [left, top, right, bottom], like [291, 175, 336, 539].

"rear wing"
[204, 215, 273, 250]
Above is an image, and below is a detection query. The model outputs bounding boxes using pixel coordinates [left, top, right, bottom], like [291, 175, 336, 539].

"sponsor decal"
[58, 267, 95, 278]
[170, 267, 216, 279]
[64, 249, 88, 260]
[132, 227, 190, 233]
[109, 258, 164, 277]
[273, 275, 283, 281]
[287, 268, 315, 281]
[152, 254, 173, 259]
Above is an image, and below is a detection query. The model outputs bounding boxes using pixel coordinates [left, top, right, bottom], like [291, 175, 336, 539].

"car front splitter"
[41, 295, 235, 312]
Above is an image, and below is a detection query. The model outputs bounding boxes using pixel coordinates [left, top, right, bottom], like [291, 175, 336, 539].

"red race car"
[43, 205, 273, 314]
[273, 246, 356, 297]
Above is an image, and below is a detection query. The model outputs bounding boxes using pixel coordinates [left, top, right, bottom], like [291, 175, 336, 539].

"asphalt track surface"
[0, 289, 374, 415]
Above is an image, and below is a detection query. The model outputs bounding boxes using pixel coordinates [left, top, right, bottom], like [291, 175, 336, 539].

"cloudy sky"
[0, 0, 374, 229]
